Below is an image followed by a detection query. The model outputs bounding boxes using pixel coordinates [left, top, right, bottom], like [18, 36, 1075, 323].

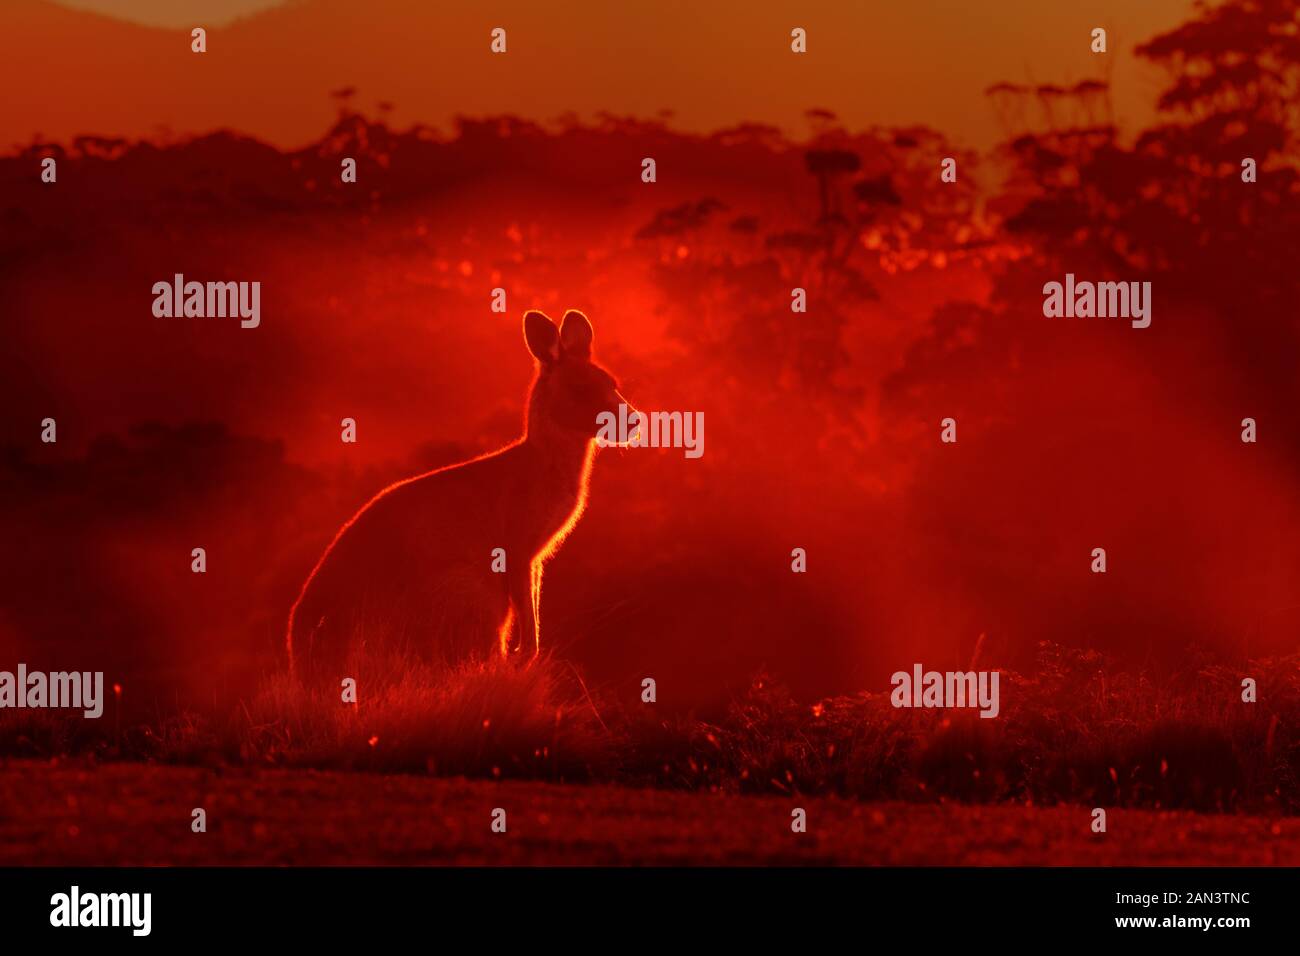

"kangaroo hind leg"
[507, 562, 538, 658]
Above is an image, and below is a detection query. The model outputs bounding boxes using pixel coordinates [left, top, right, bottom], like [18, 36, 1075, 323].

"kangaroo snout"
[595, 393, 644, 448]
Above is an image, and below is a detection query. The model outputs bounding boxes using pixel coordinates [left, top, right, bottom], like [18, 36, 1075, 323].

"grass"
[2, 643, 1296, 813]
[626, 642, 1299, 813]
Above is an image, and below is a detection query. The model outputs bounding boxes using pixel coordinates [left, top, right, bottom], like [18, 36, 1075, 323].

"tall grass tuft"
[240, 652, 615, 779]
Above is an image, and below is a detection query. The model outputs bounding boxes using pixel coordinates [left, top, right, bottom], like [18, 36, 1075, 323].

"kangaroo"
[287, 308, 631, 683]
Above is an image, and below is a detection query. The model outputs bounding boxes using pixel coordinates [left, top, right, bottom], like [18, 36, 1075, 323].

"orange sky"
[5, 0, 1196, 151]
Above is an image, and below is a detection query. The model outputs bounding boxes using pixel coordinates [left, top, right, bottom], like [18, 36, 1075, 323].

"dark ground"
[2, 760, 1296, 865]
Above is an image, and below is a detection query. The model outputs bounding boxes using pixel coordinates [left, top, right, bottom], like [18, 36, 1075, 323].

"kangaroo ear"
[559, 309, 593, 359]
[524, 310, 560, 363]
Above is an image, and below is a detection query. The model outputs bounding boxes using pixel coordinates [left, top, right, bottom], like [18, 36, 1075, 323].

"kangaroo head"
[523, 309, 629, 440]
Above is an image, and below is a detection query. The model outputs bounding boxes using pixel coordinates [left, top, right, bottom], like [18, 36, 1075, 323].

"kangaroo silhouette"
[287, 309, 631, 682]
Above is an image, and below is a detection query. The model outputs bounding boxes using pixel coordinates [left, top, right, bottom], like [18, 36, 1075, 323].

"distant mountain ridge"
[49, 0, 283, 29]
